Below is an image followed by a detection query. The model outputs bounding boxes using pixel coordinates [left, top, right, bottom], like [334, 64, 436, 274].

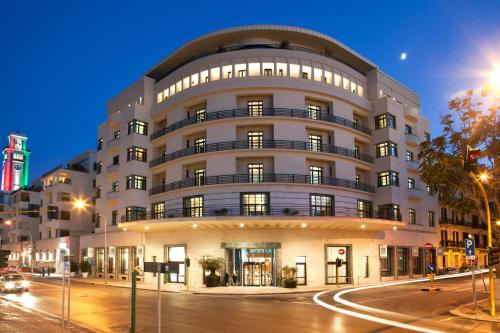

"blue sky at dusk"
[1, 0, 499, 181]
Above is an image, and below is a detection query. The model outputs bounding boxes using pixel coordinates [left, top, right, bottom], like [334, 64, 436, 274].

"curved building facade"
[83, 26, 439, 287]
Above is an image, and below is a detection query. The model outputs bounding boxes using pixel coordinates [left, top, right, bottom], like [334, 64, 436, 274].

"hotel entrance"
[223, 243, 279, 287]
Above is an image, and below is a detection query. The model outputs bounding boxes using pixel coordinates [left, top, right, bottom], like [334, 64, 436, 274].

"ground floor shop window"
[380, 246, 394, 277]
[413, 248, 424, 274]
[165, 245, 185, 283]
[397, 247, 410, 276]
[325, 245, 351, 284]
[118, 247, 129, 275]
[224, 247, 276, 287]
[296, 256, 307, 285]
[96, 248, 104, 274]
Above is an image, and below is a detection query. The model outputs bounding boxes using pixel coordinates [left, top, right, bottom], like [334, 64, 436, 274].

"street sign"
[144, 262, 180, 274]
[427, 263, 436, 273]
[412, 246, 419, 257]
[424, 243, 433, 249]
[338, 249, 345, 255]
[465, 238, 476, 260]
[379, 245, 387, 258]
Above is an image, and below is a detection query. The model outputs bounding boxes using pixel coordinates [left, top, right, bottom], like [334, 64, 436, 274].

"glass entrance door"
[244, 262, 261, 286]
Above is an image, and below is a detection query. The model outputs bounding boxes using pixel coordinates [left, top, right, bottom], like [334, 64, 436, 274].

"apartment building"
[82, 25, 439, 287]
[35, 151, 96, 273]
[438, 207, 489, 270]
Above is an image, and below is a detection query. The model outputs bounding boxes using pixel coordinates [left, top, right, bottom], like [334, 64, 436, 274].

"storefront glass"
[225, 247, 276, 286]
[326, 245, 351, 284]
[118, 247, 129, 275]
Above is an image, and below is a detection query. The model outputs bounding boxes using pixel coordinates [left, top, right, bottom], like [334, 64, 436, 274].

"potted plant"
[199, 257, 224, 287]
[80, 260, 90, 278]
[70, 261, 79, 277]
[281, 265, 297, 288]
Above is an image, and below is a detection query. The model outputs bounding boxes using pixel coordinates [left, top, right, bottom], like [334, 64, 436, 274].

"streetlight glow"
[73, 199, 87, 210]
[479, 172, 490, 182]
[490, 66, 500, 91]
[5, 219, 11, 225]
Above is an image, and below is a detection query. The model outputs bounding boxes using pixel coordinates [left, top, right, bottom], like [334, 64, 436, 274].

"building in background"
[81, 25, 440, 287]
[1, 133, 30, 192]
[35, 151, 96, 273]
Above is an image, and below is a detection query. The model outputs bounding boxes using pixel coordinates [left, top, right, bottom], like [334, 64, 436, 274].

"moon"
[400, 52, 408, 61]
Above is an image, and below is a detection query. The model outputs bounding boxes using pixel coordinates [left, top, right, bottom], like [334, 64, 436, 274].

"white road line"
[313, 270, 488, 333]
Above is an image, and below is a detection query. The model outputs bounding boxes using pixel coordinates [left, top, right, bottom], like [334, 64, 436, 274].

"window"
[97, 138, 103, 151]
[126, 175, 146, 190]
[248, 131, 263, 149]
[307, 104, 321, 120]
[60, 211, 70, 220]
[127, 147, 147, 162]
[354, 145, 360, 158]
[375, 141, 398, 157]
[426, 185, 433, 195]
[114, 130, 120, 139]
[397, 247, 409, 276]
[112, 181, 119, 192]
[194, 168, 206, 186]
[166, 245, 186, 283]
[96, 186, 102, 198]
[127, 119, 148, 135]
[408, 178, 416, 189]
[309, 166, 323, 184]
[310, 194, 333, 216]
[112, 155, 119, 165]
[194, 137, 206, 153]
[308, 134, 322, 152]
[112, 210, 118, 225]
[424, 132, 431, 142]
[118, 247, 129, 275]
[183, 196, 203, 217]
[152, 202, 165, 219]
[248, 101, 263, 116]
[95, 213, 101, 228]
[195, 108, 207, 123]
[357, 200, 372, 218]
[428, 211, 435, 227]
[264, 68, 272, 76]
[378, 204, 401, 220]
[375, 113, 396, 129]
[241, 193, 269, 215]
[406, 151, 414, 161]
[377, 171, 399, 187]
[248, 164, 264, 183]
[238, 69, 246, 77]
[404, 124, 413, 134]
[125, 206, 146, 221]
[409, 209, 417, 224]
[95, 161, 102, 174]
[59, 192, 71, 202]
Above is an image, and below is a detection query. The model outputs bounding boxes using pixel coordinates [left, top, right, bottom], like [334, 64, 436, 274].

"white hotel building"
[83, 25, 439, 287]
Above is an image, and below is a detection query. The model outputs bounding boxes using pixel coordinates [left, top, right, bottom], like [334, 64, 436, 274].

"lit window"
[289, 64, 300, 78]
[111, 181, 119, 192]
[378, 204, 401, 220]
[194, 168, 206, 186]
[248, 164, 264, 183]
[408, 178, 416, 189]
[313, 68, 322, 82]
[157, 92, 163, 104]
[357, 85, 364, 97]
[194, 137, 206, 154]
[357, 200, 372, 218]
[241, 193, 269, 216]
[302, 65, 311, 79]
[263, 62, 273, 76]
[404, 124, 413, 134]
[310, 194, 333, 216]
[176, 80, 182, 93]
[200, 70, 208, 83]
[97, 138, 103, 151]
[375, 113, 396, 129]
[195, 108, 207, 123]
[127, 147, 147, 162]
[334, 74, 341, 87]
[126, 175, 146, 190]
[308, 134, 322, 152]
[191, 73, 199, 86]
[210, 67, 220, 81]
[248, 63, 260, 76]
[128, 119, 148, 135]
[152, 202, 165, 219]
[248, 101, 263, 116]
[307, 104, 321, 120]
[376, 141, 398, 157]
[409, 209, 417, 225]
[235, 63, 246, 77]
[276, 62, 287, 76]
[377, 171, 399, 187]
[125, 206, 146, 221]
[428, 211, 435, 227]
[248, 131, 263, 149]
[342, 77, 350, 90]
[309, 166, 323, 184]
[222, 65, 232, 78]
[324, 71, 332, 84]
[183, 76, 190, 89]
[406, 151, 414, 161]
[183, 196, 203, 217]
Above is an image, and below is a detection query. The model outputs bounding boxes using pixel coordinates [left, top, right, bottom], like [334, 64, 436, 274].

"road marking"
[313, 270, 488, 333]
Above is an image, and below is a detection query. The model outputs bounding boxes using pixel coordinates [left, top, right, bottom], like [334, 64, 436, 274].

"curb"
[449, 307, 500, 323]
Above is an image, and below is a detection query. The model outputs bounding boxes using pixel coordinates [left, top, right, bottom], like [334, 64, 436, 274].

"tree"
[418, 89, 499, 241]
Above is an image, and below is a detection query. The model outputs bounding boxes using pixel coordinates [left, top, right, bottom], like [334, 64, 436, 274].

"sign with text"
[144, 262, 180, 274]
[465, 238, 475, 260]
[379, 245, 388, 258]
[136, 245, 144, 258]
[412, 247, 419, 257]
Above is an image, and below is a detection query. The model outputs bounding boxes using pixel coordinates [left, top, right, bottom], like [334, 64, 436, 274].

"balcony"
[106, 164, 119, 174]
[405, 133, 420, 146]
[439, 218, 487, 229]
[440, 240, 465, 248]
[406, 160, 419, 171]
[404, 106, 419, 121]
[150, 173, 375, 196]
[150, 140, 374, 168]
[150, 108, 371, 141]
[408, 188, 423, 200]
[107, 138, 119, 149]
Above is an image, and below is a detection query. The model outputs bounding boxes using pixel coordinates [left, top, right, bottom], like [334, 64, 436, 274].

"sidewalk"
[450, 299, 500, 323]
[32, 274, 332, 295]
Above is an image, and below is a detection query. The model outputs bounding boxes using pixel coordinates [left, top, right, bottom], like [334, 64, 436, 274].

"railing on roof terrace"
[151, 108, 371, 140]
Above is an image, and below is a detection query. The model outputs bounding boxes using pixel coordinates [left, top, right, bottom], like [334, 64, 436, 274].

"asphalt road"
[0, 275, 498, 333]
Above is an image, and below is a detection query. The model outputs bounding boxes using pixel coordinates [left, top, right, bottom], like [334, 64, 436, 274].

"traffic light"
[464, 146, 481, 171]
[487, 247, 500, 266]
[0, 250, 10, 268]
[185, 257, 190, 268]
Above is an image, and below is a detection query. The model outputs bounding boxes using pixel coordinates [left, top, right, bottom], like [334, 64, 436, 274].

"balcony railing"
[440, 240, 465, 248]
[439, 218, 487, 229]
[120, 204, 399, 223]
[150, 108, 371, 141]
[150, 140, 373, 167]
[149, 173, 375, 195]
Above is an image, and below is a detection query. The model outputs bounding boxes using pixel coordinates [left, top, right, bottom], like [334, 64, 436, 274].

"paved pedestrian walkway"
[450, 299, 500, 323]
[32, 274, 331, 294]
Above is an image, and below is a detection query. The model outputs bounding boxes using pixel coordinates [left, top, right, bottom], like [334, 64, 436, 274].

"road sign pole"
[157, 263, 161, 333]
[130, 270, 137, 333]
[61, 268, 66, 329]
[472, 259, 477, 308]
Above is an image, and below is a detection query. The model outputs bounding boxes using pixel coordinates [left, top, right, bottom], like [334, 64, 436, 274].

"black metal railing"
[120, 204, 398, 223]
[150, 108, 371, 141]
[149, 173, 374, 195]
[150, 139, 373, 167]
[440, 240, 465, 248]
[439, 218, 487, 229]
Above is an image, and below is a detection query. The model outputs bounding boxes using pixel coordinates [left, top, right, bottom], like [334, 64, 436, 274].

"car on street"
[0, 274, 30, 293]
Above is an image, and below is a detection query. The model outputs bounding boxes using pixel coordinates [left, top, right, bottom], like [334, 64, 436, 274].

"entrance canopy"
[118, 216, 403, 233]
